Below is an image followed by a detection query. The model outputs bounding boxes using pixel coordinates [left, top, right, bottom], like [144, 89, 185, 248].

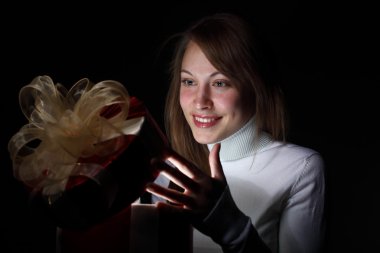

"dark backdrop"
[1, 1, 379, 252]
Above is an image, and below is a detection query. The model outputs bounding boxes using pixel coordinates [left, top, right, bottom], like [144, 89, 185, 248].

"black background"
[1, 1, 379, 252]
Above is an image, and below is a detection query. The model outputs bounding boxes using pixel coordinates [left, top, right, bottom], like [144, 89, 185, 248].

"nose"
[194, 85, 212, 110]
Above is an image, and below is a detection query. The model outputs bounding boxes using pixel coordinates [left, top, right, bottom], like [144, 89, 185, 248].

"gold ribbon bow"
[8, 75, 138, 196]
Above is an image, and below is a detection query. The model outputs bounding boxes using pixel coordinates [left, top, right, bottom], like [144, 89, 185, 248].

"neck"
[208, 117, 272, 161]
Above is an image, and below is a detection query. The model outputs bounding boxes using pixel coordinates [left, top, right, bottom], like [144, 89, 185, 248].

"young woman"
[146, 13, 325, 253]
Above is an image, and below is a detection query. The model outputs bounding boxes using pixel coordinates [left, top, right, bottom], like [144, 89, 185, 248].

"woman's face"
[179, 41, 250, 144]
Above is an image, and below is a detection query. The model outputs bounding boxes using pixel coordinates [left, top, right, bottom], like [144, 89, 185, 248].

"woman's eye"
[213, 80, 227, 87]
[181, 79, 195, 86]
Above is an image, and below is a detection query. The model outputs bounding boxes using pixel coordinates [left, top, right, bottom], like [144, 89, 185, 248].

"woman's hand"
[146, 143, 226, 220]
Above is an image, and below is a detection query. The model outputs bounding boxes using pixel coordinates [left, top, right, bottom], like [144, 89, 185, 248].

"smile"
[193, 116, 220, 128]
[194, 117, 215, 123]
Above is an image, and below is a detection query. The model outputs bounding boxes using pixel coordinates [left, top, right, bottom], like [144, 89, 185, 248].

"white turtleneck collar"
[207, 117, 272, 162]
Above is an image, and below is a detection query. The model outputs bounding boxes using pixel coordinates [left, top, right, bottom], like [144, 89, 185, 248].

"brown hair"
[164, 13, 287, 174]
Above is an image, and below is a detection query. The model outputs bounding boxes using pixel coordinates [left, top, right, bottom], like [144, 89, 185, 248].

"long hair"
[164, 13, 287, 174]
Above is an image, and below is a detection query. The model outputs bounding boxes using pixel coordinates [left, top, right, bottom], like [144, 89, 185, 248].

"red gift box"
[58, 203, 193, 253]
[8, 76, 169, 228]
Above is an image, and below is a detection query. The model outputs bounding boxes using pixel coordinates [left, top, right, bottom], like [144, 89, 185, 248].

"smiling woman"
[146, 12, 326, 253]
[179, 41, 248, 144]
[2, 2, 378, 253]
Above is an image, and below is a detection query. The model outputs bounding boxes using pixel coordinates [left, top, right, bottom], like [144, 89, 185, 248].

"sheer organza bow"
[8, 75, 142, 196]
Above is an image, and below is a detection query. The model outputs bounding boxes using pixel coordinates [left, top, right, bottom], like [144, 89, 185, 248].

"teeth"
[195, 117, 215, 123]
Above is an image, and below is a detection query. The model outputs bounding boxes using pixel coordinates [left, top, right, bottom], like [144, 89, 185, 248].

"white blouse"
[194, 117, 326, 253]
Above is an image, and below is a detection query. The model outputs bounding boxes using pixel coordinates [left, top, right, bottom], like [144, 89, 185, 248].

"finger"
[164, 150, 202, 179]
[155, 201, 190, 216]
[145, 183, 194, 207]
[155, 202, 193, 222]
[160, 170, 198, 192]
[209, 143, 226, 182]
[152, 159, 198, 191]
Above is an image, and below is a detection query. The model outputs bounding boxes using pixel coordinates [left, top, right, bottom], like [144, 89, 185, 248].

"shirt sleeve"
[194, 186, 271, 253]
[279, 152, 326, 253]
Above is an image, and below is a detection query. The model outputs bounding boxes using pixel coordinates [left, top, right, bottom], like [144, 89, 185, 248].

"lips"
[192, 115, 221, 128]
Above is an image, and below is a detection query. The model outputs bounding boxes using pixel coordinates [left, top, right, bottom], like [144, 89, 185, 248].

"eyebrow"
[180, 69, 222, 78]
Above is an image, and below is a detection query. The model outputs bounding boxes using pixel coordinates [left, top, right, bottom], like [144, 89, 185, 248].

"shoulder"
[263, 141, 323, 163]
[259, 141, 325, 180]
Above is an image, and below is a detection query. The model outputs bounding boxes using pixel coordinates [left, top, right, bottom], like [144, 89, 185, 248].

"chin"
[193, 135, 217, 145]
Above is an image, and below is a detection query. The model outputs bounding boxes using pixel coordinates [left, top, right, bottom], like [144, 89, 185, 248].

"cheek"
[215, 92, 243, 112]
[179, 88, 192, 109]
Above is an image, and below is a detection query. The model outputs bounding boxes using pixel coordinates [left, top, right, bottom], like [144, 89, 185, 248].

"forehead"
[182, 41, 218, 73]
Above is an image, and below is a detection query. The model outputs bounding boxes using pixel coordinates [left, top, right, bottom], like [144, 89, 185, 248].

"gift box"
[57, 203, 193, 253]
[8, 76, 169, 229]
